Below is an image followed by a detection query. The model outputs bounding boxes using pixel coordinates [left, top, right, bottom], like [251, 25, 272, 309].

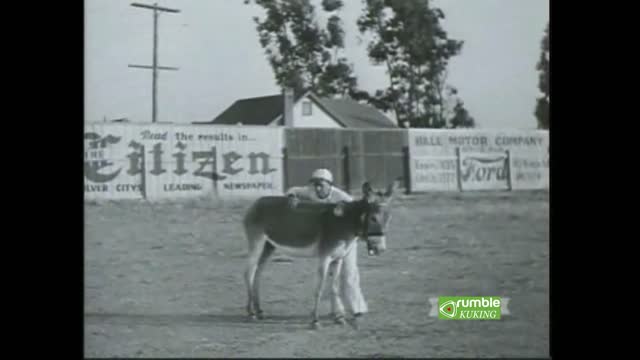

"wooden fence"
[283, 128, 409, 194]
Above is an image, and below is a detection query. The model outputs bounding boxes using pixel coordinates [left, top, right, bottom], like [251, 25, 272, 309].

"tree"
[535, 23, 549, 129]
[357, 0, 473, 128]
[449, 99, 475, 128]
[246, 0, 360, 98]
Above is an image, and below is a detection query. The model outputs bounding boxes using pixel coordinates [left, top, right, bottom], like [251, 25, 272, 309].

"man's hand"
[287, 194, 300, 209]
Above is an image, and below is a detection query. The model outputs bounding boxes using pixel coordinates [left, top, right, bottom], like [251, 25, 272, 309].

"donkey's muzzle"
[366, 235, 386, 256]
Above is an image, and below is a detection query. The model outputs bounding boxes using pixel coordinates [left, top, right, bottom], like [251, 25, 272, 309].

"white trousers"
[329, 240, 368, 315]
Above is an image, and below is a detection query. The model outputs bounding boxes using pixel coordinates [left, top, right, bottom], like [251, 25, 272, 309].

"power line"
[128, 2, 181, 123]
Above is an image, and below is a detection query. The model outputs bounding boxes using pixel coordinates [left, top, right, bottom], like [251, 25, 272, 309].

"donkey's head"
[356, 180, 399, 256]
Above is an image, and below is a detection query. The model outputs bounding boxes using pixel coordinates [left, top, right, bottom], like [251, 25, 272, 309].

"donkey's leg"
[244, 225, 266, 319]
[311, 257, 332, 329]
[329, 258, 346, 325]
[253, 241, 275, 319]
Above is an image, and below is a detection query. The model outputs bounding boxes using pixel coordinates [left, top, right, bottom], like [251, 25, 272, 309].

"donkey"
[242, 181, 398, 329]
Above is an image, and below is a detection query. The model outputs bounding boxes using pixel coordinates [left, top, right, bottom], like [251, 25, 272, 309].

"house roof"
[205, 92, 397, 128]
[203, 94, 284, 126]
[313, 96, 397, 128]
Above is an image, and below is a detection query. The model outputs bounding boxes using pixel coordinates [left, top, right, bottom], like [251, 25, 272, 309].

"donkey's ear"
[384, 180, 400, 198]
[362, 181, 373, 197]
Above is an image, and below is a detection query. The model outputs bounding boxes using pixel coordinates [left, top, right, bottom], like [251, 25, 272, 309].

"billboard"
[84, 124, 284, 200]
[408, 129, 548, 191]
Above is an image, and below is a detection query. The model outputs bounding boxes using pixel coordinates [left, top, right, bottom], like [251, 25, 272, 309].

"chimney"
[283, 87, 294, 127]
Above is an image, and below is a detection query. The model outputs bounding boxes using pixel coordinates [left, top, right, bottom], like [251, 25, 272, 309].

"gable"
[269, 93, 343, 128]
[269, 94, 342, 128]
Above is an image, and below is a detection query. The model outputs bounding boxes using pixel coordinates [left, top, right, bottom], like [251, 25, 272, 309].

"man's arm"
[285, 186, 312, 208]
[285, 186, 309, 199]
[331, 186, 354, 202]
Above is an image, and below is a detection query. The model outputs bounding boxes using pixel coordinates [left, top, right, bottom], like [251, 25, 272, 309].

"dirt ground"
[84, 190, 549, 358]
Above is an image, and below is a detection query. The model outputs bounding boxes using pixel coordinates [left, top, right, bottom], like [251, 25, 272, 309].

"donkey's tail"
[242, 198, 267, 250]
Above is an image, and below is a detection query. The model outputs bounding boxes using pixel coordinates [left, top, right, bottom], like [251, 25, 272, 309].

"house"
[195, 91, 398, 128]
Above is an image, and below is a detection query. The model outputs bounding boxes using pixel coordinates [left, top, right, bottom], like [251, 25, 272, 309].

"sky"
[85, 0, 549, 129]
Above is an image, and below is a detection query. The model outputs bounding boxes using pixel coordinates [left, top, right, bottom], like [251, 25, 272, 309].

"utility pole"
[128, 2, 180, 123]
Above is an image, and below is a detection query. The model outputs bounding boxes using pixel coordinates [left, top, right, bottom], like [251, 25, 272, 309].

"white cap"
[310, 168, 333, 184]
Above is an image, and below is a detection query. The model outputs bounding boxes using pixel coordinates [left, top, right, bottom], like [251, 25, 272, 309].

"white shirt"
[285, 184, 353, 203]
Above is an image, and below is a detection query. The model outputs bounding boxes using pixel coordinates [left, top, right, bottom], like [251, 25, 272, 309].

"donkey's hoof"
[347, 318, 360, 330]
[310, 321, 322, 330]
[334, 316, 346, 325]
[248, 314, 258, 321]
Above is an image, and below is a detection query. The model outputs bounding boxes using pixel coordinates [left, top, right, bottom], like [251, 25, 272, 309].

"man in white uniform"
[285, 169, 369, 319]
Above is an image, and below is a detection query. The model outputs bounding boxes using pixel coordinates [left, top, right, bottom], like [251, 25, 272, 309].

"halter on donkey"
[242, 181, 398, 329]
